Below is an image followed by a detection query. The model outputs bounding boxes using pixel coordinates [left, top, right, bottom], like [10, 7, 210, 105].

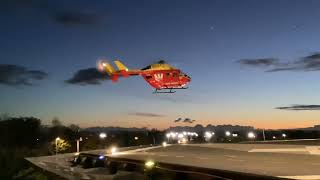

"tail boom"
[99, 60, 141, 81]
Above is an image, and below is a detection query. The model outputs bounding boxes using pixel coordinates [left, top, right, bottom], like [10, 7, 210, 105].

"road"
[26, 143, 320, 179]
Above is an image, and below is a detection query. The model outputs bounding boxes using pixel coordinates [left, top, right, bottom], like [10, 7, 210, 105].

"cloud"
[174, 118, 196, 123]
[276, 105, 320, 111]
[129, 112, 166, 117]
[65, 68, 109, 85]
[174, 118, 182, 122]
[53, 11, 101, 25]
[268, 53, 320, 72]
[238, 58, 279, 67]
[183, 118, 196, 123]
[0, 64, 48, 86]
[238, 53, 320, 72]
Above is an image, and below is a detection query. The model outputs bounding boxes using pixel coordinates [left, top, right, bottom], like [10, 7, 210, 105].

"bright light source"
[225, 131, 231, 136]
[232, 133, 238, 137]
[282, 133, 286, 138]
[74, 152, 80, 156]
[273, 136, 276, 139]
[166, 133, 170, 138]
[248, 132, 256, 139]
[171, 132, 177, 138]
[178, 133, 184, 139]
[145, 160, 155, 169]
[181, 138, 187, 143]
[110, 147, 117, 154]
[56, 137, 60, 141]
[205, 131, 212, 138]
[134, 136, 139, 140]
[99, 133, 107, 139]
[211, 132, 215, 135]
[162, 142, 167, 147]
[183, 131, 187, 135]
[99, 155, 104, 160]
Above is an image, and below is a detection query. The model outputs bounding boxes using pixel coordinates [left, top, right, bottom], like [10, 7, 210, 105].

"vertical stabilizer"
[114, 60, 129, 71]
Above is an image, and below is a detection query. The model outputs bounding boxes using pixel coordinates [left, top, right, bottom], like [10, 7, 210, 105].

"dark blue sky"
[1, 0, 320, 129]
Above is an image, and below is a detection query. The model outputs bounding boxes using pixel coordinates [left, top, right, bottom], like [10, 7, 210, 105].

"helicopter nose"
[186, 75, 191, 82]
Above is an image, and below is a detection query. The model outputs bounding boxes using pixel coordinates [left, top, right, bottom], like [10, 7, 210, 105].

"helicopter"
[97, 60, 191, 93]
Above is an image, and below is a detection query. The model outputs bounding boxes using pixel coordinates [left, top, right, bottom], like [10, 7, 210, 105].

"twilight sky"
[1, 0, 320, 129]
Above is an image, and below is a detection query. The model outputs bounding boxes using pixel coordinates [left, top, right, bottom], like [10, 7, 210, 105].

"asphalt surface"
[110, 143, 320, 179]
[26, 143, 320, 179]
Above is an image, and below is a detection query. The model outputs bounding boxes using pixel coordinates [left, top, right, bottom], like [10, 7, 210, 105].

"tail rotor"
[96, 59, 116, 76]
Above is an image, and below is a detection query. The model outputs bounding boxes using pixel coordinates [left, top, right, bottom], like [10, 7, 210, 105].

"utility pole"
[262, 129, 266, 141]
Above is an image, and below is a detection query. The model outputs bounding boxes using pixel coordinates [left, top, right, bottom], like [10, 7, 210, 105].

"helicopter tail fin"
[114, 60, 129, 71]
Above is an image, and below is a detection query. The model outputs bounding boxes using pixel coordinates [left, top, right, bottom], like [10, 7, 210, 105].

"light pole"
[76, 137, 82, 153]
[99, 133, 107, 148]
[262, 129, 266, 141]
[55, 137, 60, 155]
[166, 133, 170, 143]
[204, 131, 213, 142]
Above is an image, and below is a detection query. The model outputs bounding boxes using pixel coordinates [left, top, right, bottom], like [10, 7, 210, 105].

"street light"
[55, 137, 60, 155]
[166, 133, 170, 143]
[225, 131, 231, 137]
[205, 131, 212, 138]
[178, 133, 184, 139]
[134, 136, 139, 140]
[99, 133, 107, 139]
[171, 132, 177, 138]
[282, 133, 287, 138]
[247, 132, 256, 139]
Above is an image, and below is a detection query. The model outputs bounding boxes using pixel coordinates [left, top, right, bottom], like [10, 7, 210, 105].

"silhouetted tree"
[69, 124, 80, 132]
[51, 117, 62, 127]
[0, 113, 10, 121]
